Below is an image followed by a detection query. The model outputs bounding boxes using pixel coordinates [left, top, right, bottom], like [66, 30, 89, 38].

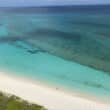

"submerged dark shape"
[27, 49, 46, 54]
[7, 39, 46, 54]
[27, 50, 39, 54]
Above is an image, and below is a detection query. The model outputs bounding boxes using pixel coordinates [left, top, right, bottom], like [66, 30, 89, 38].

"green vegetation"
[0, 92, 46, 110]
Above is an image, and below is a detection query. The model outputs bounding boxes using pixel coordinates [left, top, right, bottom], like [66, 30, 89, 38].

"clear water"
[0, 6, 110, 100]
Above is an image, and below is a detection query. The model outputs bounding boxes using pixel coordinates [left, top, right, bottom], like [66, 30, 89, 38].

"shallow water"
[0, 6, 110, 100]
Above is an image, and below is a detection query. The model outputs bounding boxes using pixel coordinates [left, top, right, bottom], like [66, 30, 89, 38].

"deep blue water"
[0, 5, 110, 100]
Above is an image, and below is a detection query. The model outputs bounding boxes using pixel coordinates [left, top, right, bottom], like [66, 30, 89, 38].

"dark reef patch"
[29, 28, 82, 42]
[70, 21, 110, 29]
[0, 28, 82, 43]
[27, 49, 46, 54]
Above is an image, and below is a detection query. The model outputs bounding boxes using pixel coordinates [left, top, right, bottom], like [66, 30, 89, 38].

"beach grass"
[0, 92, 46, 110]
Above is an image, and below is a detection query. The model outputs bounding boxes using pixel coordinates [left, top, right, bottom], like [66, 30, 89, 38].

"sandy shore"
[0, 72, 110, 110]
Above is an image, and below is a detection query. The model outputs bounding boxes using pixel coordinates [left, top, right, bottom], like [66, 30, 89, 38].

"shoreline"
[0, 71, 110, 110]
[2, 69, 110, 104]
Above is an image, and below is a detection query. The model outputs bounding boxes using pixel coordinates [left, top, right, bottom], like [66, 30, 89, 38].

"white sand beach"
[0, 72, 110, 110]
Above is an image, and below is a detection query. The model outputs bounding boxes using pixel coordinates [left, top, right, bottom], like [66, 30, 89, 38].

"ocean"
[0, 5, 110, 100]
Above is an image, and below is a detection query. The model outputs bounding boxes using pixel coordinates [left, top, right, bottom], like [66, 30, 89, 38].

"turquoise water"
[0, 7, 110, 100]
[0, 43, 110, 99]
